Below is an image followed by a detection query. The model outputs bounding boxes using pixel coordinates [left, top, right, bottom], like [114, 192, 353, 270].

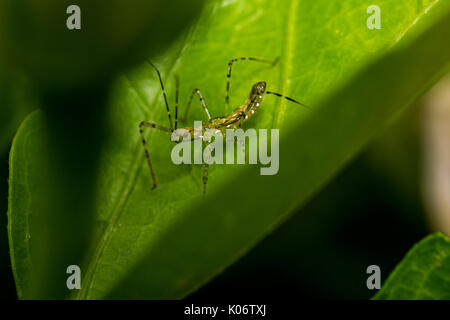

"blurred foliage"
[0, 0, 205, 92]
[375, 233, 450, 299]
[3, 0, 206, 299]
[4, 0, 450, 300]
[0, 0, 206, 155]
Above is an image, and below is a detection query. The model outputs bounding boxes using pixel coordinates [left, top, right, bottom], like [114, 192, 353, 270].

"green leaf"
[374, 233, 450, 299]
[6, 0, 205, 300]
[8, 0, 450, 299]
[7, 112, 46, 299]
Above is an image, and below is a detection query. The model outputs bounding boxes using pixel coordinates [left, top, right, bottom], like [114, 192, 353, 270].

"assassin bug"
[139, 57, 309, 194]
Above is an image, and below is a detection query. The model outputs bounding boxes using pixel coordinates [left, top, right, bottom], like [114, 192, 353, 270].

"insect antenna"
[266, 91, 310, 109]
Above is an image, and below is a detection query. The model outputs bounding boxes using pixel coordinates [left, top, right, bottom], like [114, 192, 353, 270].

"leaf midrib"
[273, 0, 297, 129]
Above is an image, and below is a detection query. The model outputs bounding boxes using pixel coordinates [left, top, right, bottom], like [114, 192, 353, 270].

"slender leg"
[146, 59, 174, 132]
[139, 121, 171, 190]
[182, 88, 212, 123]
[202, 163, 209, 194]
[174, 75, 180, 130]
[225, 57, 279, 111]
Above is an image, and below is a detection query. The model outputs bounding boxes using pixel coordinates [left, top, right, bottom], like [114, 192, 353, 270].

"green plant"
[375, 233, 450, 299]
[4, 0, 450, 299]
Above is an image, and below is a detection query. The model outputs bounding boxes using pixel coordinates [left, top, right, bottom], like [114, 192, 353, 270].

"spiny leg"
[226, 57, 279, 111]
[146, 59, 174, 132]
[139, 121, 171, 190]
[182, 88, 212, 123]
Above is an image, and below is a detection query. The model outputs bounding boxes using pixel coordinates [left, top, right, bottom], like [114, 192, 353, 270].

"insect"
[139, 57, 309, 194]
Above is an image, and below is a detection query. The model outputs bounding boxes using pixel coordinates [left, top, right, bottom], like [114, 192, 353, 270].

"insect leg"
[182, 88, 212, 122]
[226, 57, 279, 111]
[146, 59, 174, 132]
[202, 163, 209, 194]
[174, 75, 180, 130]
[139, 121, 171, 190]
